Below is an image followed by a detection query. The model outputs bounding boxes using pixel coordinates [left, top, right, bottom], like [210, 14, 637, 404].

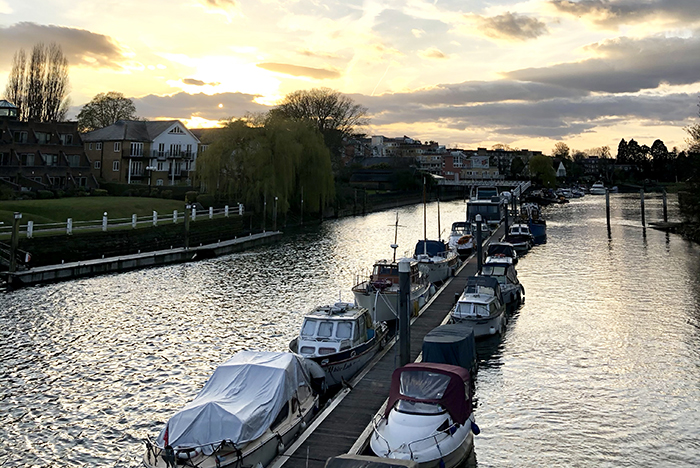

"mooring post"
[273, 196, 278, 231]
[300, 186, 304, 226]
[27, 220, 33, 239]
[172, 210, 177, 224]
[224, 205, 229, 218]
[503, 202, 509, 240]
[662, 189, 668, 223]
[512, 193, 517, 217]
[263, 193, 267, 232]
[475, 214, 483, 274]
[67, 218, 73, 235]
[640, 189, 646, 227]
[184, 203, 191, 250]
[102, 212, 108, 232]
[605, 189, 611, 236]
[132, 213, 138, 228]
[398, 258, 411, 367]
[9, 212, 21, 273]
[153, 211, 158, 226]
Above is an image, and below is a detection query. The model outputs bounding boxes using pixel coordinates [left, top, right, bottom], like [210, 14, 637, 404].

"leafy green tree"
[651, 139, 670, 180]
[510, 156, 525, 178]
[195, 114, 335, 215]
[77, 91, 139, 132]
[528, 155, 556, 188]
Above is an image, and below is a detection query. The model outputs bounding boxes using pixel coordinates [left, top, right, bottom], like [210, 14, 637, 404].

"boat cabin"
[481, 262, 518, 287]
[450, 221, 469, 235]
[508, 224, 531, 236]
[369, 259, 421, 288]
[297, 303, 374, 358]
[414, 240, 449, 260]
[452, 277, 504, 319]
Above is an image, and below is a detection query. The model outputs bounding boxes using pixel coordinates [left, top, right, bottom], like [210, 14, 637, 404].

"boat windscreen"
[488, 244, 513, 256]
[301, 319, 317, 337]
[336, 321, 353, 339]
[395, 400, 445, 415]
[456, 302, 490, 317]
[482, 265, 506, 276]
[399, 370, 451, 400]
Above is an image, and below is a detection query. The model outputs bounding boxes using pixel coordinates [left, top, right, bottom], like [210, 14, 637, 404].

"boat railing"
[371, 414, 393, 454]
[406, 424, 458, 458]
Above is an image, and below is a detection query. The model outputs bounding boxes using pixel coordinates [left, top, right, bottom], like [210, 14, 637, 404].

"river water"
[1, 193, 699, 467]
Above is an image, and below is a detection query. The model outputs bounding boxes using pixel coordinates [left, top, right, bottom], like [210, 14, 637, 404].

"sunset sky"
[2, 0, 700, 154]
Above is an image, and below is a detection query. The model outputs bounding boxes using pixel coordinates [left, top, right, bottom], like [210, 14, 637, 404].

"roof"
[0, 100, 17, 109]
[82, 120, 199, 142]
[386, 362, 472, 425]
[306, 303, 367, 320]
[414, 240, 447, 257]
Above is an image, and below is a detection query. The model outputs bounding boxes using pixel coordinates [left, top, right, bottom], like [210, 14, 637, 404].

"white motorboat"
[143, 351, 324, 468]
[590, 181, 607, 195]
[352, 258, 433, 323]
[503, 224, 534, 254]
[450, 276, 507, 337]
[370, 362, 478, 468]
[480, 260, 524, 312]
[414, 240, 461, 284]
[484, 241, 518, 265]
[290, 302, 388, 387]
[448, 221, 473, 258]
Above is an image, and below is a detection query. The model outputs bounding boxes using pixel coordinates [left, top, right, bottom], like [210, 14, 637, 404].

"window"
[168, 126, 184, 134]
[130, 142, 143, 156]
[169, 143, 181, 157]
[89, 143, 93, 150]
[131, 160, 143, 175]
[113, 160, 120, 171]
[96, 142, 102, 150]
[200, 144, 209, 153]
[44, 154, 59, 166]
[156, 178, 163, 186]
[114, 142, 121, 152]
[0, 153, 10, 166]
[318, 321, 333, 337]
[13, 131, 28, 143]
[21, 153, 35, 166]
[336, 322, 353, 339]
[186, 144, 192, 156]
[158, 143, 165, 157]
[157, 161, 165, 171]
[60, 134, 73, 145]
[37, 132, 51, 144]
[94, 161, 101, 169]
[67, 154, 80, 167]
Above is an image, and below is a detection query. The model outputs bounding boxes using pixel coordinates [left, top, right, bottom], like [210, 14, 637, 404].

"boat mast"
[391, 212, 399, 263]
[423, 177, 427, 255]
[437, 195, 441, 241]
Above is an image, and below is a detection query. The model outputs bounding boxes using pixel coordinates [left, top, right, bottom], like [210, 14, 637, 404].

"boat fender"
[301, 421, 307, 431]
[471, 420, 481, 435]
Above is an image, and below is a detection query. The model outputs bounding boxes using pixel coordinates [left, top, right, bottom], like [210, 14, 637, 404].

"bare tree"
[77, 91, 139, 132]
[3, 42, 70, 122]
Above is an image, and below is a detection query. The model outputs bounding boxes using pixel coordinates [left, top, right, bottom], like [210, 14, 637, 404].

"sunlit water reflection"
[1, 194, 699, 467]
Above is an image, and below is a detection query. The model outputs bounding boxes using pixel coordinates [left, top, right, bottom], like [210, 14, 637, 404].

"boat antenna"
[437, 193, 441, 242]
[391, 211, 400, 263]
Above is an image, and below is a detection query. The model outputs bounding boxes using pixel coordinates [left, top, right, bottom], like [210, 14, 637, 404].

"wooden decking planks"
[282, 223, 505, 468]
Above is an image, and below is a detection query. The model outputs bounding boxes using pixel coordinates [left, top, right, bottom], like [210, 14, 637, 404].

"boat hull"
[290, 328, 387, 387]
[416, 255, 459, 284]
[353, 283, 432, 323]
[451, 313, 505, 338]
[528, 221, 547, 245]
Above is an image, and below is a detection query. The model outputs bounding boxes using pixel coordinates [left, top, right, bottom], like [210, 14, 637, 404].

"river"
[1, 193, 699, 467]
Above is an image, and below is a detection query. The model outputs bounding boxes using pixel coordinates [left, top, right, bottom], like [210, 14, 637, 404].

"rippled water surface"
[1, 194, 699, 467]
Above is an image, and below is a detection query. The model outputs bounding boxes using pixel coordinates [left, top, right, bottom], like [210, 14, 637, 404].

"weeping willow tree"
[195, 114, 334, 215]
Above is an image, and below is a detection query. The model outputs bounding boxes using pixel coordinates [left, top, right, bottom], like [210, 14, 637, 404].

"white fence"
[0, 204, 245, 238]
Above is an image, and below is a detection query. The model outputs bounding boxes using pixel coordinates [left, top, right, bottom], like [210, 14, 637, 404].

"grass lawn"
[0, 197, 187, 225]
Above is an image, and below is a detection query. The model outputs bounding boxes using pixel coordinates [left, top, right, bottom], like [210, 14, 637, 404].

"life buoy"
[457, 235, 472, 245]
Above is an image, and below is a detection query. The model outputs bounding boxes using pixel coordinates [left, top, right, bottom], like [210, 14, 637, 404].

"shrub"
[55, 190, 65, 198]
[21, 191, 36, 199]
[197, 194, 215, 208]
[37, 190, 54, 199]
[161, 190, 173, 199]
[76, 190, 90, 197]
[150, 188, 160, 197]
[93, 189, 108, 197]
[185, 191, 198, 203]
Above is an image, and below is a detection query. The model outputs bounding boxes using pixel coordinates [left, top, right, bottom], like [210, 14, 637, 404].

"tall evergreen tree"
[617, 138, 628, 163]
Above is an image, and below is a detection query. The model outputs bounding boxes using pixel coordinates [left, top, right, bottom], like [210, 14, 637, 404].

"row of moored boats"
[143, 188, 549, 468]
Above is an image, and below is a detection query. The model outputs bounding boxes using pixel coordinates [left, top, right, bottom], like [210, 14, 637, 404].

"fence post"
[225, 205, 229, 217]
[67, 218, 73, 235]
[191, 206, 196, 221]
[238, 203, 244, 216]
[132, 214, 137, 229]
[184, 203, 191, 250]
[9, 212, 21, 273]
[173, 210, 178, 223]
[209, 207, 213, 219]
[102, 212, 108, 232]
[27, 220, 33, 239]
[153, 210, 158, 226]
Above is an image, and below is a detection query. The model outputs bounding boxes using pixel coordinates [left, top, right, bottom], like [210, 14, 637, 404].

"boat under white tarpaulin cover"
[156, 351, 312, 450]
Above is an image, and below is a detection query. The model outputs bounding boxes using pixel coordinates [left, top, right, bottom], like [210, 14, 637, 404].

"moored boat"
[448, 221, 473, 259]
[480, 260, 524, 313]
[450, 276, 506, 337]
[521, 203, 547, 244]
[290, 302, 388, 387]
[484, 241, 518, 265]
[590, 181, 607, 195]
[414, 240, 460, 284]
[143, 351, 324, 468]
[369, 362, 478, 468]
[503, 224, 534, 253]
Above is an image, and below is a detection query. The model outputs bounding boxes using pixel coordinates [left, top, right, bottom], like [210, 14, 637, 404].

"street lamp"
[146, 165, 157, 187]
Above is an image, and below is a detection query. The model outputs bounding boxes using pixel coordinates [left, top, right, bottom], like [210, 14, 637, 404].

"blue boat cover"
[414, 240, 446, 257]
[422, 322, 477, 373]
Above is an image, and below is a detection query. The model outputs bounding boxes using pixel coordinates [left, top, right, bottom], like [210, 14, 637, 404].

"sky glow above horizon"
[1, 0, 700, 154]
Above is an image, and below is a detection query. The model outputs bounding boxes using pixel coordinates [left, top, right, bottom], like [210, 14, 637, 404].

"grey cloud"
[183, 78, 221, 87]
[131, 92, 270, 121]
[418, 48, 448, 59]
[0, 22, 128, 70]
[363, 89, 696, 139]
[256, 63, 341, 80]
[550, 0, 700, 28]
[505, 34, 700, 93]
[466, 12, 548, 41]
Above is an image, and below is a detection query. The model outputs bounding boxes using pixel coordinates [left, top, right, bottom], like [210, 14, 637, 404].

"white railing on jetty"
[0, 204, 244, 239]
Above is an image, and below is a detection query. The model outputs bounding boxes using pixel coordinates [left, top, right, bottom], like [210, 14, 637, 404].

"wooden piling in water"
[640, 189, 646, 227]
[662, 189, 668, 222]
[606, 189, 611, 235]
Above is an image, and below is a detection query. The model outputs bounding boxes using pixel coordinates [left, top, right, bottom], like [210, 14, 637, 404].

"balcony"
[150, 150, 195, 160]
